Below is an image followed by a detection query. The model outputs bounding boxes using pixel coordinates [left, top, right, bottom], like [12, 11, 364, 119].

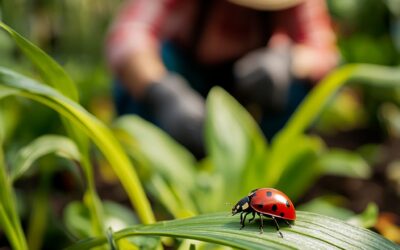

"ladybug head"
[232, 196, 251, 215]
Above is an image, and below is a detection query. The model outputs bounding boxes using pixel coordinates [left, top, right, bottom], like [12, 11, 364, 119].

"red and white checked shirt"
[106, 0, 337, 80]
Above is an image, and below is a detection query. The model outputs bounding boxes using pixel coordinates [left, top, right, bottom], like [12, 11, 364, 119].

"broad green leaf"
[148, 174, 196, 218]
[318, 148, 371, 178]
[10, 135, 80, 182]
[0, 67, 155, 224]
[205, 87, 268, 201]
[0, 22, 78, 101]
[114, 115, 198, 216]
[66, 212, 398, 250]
[274, 135, 324, 201]
[114, 115, 196, 188]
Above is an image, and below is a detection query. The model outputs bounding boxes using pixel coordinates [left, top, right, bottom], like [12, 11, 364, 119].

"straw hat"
[228, 0, 304, 10]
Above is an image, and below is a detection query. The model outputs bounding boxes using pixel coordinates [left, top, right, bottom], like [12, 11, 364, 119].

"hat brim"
[228, 0, 304, 10]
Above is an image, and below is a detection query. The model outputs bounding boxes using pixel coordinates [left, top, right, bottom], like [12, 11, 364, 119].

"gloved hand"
[143, 73, 205, 158]
[233, 44, 292, 113]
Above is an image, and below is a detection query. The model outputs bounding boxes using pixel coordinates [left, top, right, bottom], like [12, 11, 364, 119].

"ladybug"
[232, 188, 296, 237]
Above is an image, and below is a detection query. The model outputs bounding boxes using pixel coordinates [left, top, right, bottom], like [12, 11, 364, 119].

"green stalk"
[0, 145, 28, 250]
[26, 170, 50, 250]
[0, 202, 22, 250]
[80, 152, 105, 237]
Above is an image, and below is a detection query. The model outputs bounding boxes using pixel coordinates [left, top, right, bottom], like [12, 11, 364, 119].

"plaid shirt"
[106, 0, 337, 79]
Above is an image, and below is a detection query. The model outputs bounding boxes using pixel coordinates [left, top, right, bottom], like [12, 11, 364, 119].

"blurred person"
[106, 0, 338, 158]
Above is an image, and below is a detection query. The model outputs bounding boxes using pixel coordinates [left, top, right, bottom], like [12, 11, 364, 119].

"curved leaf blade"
[0, 67, 155, 224]
[66, 212, 398, 250]
[269, 64, 400, 187]
[0, 22, 78, 101]
[10, 135, 80, 182]
[114, 115, 197, 191]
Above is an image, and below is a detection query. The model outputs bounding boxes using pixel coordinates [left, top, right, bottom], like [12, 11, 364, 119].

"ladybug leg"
[239, 212, 244, 228]
[248, 211, 255, 223]
[284, 220, 292, 228]
[258, 213, 264, 234]
[271, 216, 283, 238]
[240, 212, 250, 229]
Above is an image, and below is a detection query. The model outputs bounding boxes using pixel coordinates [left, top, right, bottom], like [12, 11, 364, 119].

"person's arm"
[106, 0, 205, 157]
[106, 0, 172, 98]
[273, 0, 339, 82]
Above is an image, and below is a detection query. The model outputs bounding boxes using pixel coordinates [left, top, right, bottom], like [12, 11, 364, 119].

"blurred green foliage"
[1, 0, 400, 249]
[328, 0, 400, 65]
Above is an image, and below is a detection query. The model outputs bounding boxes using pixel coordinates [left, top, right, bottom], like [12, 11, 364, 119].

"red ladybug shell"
[249, 188, 296, 220]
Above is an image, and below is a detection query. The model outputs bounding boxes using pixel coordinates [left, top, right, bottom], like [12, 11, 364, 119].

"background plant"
[1, 0, 400, 248]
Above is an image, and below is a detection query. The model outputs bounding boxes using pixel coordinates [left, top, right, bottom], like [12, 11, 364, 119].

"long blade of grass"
[279, 64, 400, 141]
[0, 22, 78, 101]
[0, 67, 155, 224]
[0, 21, 103, 235]
[66, 212, 399, 250]
[269, 64, 400, 186]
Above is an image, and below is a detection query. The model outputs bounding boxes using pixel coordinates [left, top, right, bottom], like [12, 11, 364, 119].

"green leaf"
[278, 64, 400, 141]
[114, 115, 198, 216]
[274, 135, 324, 201]
[0, 144, 28, 250]
[0, 67, 155, 224]
[300, 198, 378, 229]
[205, 87, 268, 200]
[0, 22, 78, 101]
[10, 135, 80, 182]
[66, 212, 398, 250]
[318, 148, 371, 178]
[64, 201, 138, 239]
[299, 196, 356, 221]
[268, 64, 400, 187]
[0, 22, 103, 235]
[347, 203, 378, 228]
[114, 115, 197, 191]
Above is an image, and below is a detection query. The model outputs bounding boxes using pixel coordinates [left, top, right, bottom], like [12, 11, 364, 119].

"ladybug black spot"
[257, 204, 264, 209]
[266, 191, 272, 197]
[272, 204, 278, 211]
[286, 200, 290, 208]
[280, 212, 284, 217]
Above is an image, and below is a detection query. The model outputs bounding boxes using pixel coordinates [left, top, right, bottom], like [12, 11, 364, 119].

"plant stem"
[0, 203, 22, 250]
[0, 145, 28, 250]
[27, 170, 50, 250]
[81, 152, 105, 237]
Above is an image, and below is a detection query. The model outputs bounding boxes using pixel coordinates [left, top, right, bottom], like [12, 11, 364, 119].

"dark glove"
[143, 73, 205, 158]
[233, 44, 292, 113]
